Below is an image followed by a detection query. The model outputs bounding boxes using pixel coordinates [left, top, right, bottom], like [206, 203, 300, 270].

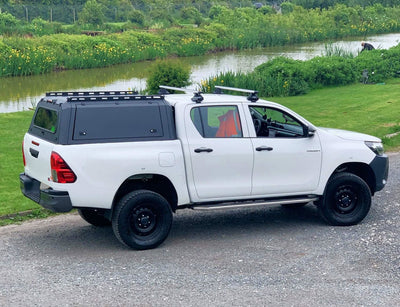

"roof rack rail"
[66, 95, 164, 102]
[158, 85, 204, 104]
[214, 85, 259, 102]
[46, 90, 138, 97]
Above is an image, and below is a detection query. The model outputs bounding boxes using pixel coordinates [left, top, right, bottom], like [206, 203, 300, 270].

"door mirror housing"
[304, 125, 316, 137]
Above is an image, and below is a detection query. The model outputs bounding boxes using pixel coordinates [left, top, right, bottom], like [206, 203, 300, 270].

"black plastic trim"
[369, 154, 389, 192]
[20, 173, 73, 213]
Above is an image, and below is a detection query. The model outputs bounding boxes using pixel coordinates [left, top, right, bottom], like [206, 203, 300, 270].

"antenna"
[214, 85, 259, 102]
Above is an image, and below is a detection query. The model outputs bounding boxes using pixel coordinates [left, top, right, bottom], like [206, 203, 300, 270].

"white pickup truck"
[20, 86, 388, 250]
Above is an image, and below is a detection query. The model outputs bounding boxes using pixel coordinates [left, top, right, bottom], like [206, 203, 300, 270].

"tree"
[79, 0, 105, 26]
[280, 2, 295, 14]
[180, 6, 202, 25]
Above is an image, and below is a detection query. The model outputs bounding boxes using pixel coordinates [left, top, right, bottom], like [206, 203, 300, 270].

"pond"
[1, 33, 399, 113]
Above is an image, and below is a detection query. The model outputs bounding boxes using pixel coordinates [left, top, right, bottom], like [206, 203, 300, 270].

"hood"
[319, 127, 381, 142]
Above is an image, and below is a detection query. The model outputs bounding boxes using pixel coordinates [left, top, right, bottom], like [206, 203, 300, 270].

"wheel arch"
[112, 174, 178, 214]
[329, 162, 376, 195]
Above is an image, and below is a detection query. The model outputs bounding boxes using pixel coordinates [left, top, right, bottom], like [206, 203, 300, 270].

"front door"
[248, 106, 322, 196]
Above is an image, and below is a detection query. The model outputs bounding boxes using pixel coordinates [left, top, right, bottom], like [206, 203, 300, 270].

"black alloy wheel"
[112, 190, 173, 250]
[319, 172, 371, 226]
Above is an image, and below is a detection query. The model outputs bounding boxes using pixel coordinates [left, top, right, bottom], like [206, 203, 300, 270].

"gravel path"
[1, 153, 399, 306]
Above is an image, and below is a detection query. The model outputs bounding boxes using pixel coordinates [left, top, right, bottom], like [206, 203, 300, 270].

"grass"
[272, 79, 400, 147]
[1, 80, 400, 221]
[0, 208, 57, 226]
[0, 111, 39, 216]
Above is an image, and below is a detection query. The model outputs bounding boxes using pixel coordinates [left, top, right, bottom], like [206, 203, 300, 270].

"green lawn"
[1, 80, 400, 218]
[0, 111, 39, 217]
[273, 79, 400, 148]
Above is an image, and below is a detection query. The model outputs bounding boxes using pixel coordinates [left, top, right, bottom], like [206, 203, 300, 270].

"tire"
[78, 208, 111, 227]
[319, 172, 371, 226]
[112, 190, 173, 250]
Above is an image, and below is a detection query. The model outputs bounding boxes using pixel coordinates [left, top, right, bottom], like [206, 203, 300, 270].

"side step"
[188, 196, 319, 211]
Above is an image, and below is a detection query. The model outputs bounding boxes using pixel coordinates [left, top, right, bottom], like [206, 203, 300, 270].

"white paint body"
[23, 93, 380, 209]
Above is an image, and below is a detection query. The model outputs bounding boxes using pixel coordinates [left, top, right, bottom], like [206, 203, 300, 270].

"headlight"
[365, 141, 384, 156]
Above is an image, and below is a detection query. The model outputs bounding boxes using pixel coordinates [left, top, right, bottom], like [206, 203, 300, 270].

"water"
[1, 33, 399, 113]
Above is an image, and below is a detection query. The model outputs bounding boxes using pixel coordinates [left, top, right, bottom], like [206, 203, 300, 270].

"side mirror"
[304, 125, 316, 137]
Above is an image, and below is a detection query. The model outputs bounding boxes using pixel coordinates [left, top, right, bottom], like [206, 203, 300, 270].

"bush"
[353, 50, 389, 83]
[255, 57, 310, 96]
[162, 27, 216, 56]
[0, 12, 19, 35]
[127, 9, 145, 26]
[146, 61, 191, 94]
[382, 46, 400, 78]
[149, 9, 175, 28]
[258, 6, 276, 15]
[0, 12, 18, 28]
[209, 5, 229, 20]
[308, 56, 358, 86]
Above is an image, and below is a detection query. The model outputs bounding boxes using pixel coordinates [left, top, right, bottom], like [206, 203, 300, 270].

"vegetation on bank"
[1, 3, 400, 77]
[201, 43, 400, 97]
[2, 80, 400, 219]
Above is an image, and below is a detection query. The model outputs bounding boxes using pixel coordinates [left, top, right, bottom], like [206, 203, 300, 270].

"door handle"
[29, 148, 39, 158]
[194, 147, 213, 153]
[256, 146, 273, 152]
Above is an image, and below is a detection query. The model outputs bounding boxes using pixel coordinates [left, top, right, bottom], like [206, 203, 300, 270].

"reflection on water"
[1, 33, 399, 113]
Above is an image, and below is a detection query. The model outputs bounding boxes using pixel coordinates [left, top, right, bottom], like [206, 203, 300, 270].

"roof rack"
[158, 85, 204, 104]
[46, 90, 138, 97]
[66, 95, 164, 102]
[214, 85, 259, 102]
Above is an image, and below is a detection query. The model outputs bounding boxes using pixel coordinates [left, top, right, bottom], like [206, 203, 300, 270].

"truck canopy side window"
[249, 106, 304, 138]
[33, 107, 58, 133]
[190, 106, 243, 138]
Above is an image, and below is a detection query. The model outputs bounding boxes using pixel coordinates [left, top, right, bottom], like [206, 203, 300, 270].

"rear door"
[184, 104, 254, 201]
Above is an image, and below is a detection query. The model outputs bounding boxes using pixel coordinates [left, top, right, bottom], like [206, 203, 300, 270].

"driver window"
[249, 106, 304, 138]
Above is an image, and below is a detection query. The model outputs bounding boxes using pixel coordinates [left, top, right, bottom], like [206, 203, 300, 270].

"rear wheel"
[319, 172, 371, 226]
[78, 208, 111, 227]
[112, 190, 173, 250]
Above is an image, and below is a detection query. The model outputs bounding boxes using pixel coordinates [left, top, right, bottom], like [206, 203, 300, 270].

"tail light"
[22, 141, 26, 167]
[50, 151, 76, 183]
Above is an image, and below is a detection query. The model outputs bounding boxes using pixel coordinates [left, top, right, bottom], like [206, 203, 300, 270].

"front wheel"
[112, 190, 173, 250]
[319, 172, 371, 226]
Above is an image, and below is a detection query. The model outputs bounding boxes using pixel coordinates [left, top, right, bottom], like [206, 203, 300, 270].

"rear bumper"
[19, 173, 73, 213]
[369, 155, 389, 192]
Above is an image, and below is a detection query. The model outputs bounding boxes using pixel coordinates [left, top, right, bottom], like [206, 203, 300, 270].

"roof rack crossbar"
[214, 85, 259, 102]
[158, 85, 191, 94]
[46, 91, 138, 97]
